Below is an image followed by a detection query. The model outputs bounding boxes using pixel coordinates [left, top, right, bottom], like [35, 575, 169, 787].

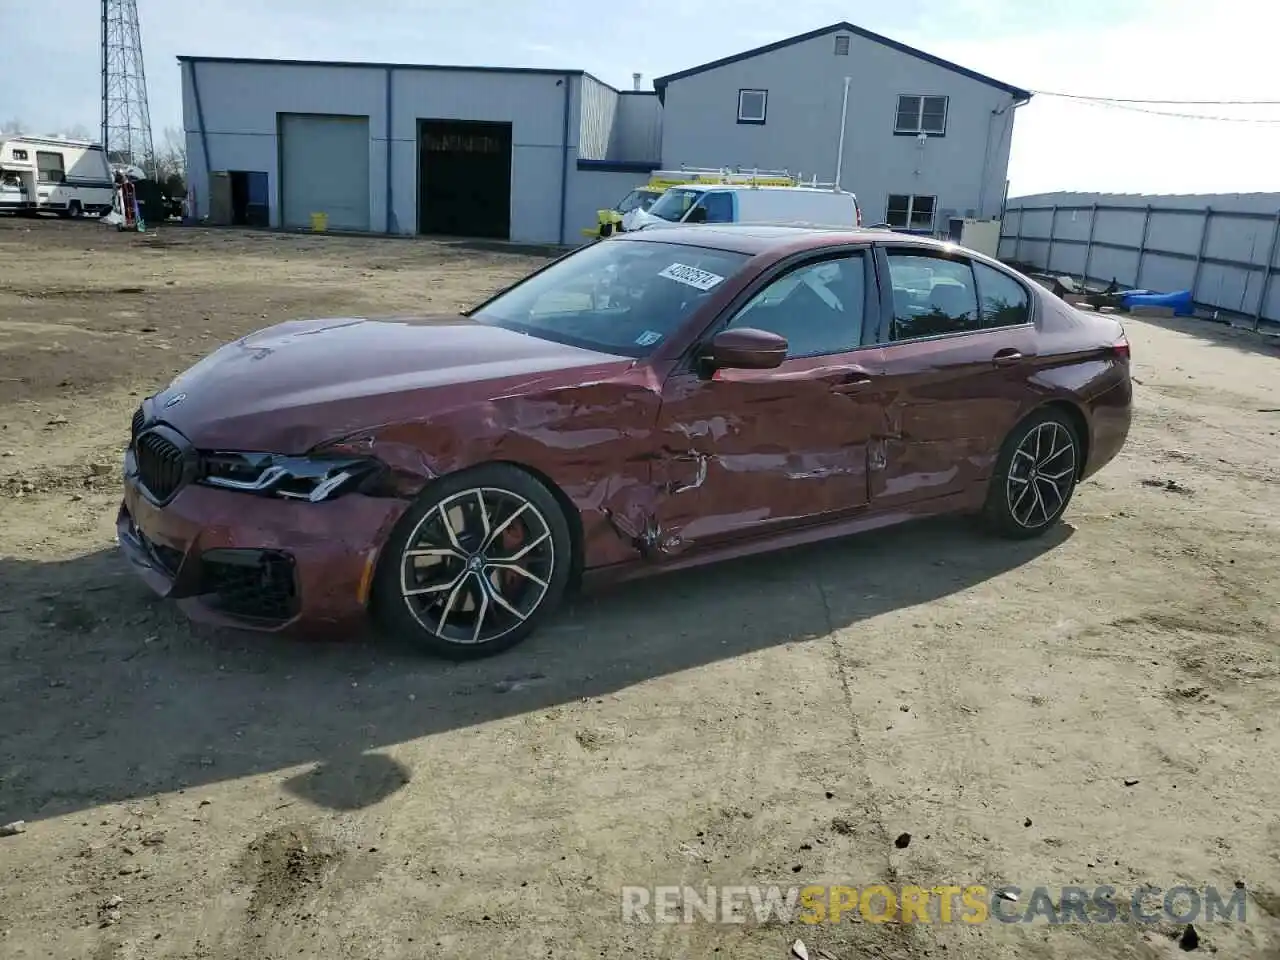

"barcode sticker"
[658, 262, 726, 291]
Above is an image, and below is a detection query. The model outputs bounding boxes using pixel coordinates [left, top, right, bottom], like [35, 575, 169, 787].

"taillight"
[1111, 338, 1130, 360]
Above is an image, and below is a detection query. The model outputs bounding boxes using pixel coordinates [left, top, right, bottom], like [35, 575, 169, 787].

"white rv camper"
[0, 135, 115, 217]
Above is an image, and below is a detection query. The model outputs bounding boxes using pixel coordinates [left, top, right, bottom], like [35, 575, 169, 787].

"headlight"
[198, 452, 381, 502]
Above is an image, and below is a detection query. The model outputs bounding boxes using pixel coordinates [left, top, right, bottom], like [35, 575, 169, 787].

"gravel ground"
[1, 216, 1278, 960]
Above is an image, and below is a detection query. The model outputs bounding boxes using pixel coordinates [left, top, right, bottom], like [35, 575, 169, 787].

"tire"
[982, 408, 1081, 539]
[372, 463, 573, 659]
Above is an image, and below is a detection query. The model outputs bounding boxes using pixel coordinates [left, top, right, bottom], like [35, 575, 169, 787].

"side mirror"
[701, 328, 787, 371]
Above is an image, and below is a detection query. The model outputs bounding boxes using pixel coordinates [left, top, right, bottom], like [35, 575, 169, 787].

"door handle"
[992, 349, 1023, 366]
[829, 369, 874, 394]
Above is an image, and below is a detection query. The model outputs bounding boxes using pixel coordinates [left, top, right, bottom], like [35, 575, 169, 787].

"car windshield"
[616, 188, 660, 214]
[469, 238, 750, 357]
[648, 187, 703, 222]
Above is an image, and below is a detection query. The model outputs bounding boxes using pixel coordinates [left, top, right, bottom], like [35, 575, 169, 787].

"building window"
[12, 149, 28, 161]
[886, 194, 937, 232]
[895, 95, 948, 135]
[36, 151, 65, 184]
[737, 89, 768, 125]
[834, 35, 850, 55]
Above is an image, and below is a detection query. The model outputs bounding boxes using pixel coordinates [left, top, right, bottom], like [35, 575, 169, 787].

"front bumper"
[118, 468, 409, 636]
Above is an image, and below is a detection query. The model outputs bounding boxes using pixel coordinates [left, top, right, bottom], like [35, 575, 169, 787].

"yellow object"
[310, 211, 328, 232]
[581, 208, 625, 241]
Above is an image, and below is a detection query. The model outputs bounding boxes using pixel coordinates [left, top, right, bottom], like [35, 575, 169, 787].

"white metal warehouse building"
[180, 23, 1028, 244]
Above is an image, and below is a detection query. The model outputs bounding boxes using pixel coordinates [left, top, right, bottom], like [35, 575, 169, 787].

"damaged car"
[119, 224, 1133, 658]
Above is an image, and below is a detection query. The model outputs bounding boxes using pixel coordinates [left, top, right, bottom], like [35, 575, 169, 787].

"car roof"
[615, 223, 947, 256]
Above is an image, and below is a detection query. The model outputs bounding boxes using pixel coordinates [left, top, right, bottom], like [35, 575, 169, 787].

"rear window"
[470, 238, 749, 358]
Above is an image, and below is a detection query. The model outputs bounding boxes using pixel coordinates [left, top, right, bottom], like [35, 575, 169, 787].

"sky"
[2, 0, 1278, 198]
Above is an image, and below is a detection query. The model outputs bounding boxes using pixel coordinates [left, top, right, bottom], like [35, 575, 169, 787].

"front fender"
[332, 383, 666, 570]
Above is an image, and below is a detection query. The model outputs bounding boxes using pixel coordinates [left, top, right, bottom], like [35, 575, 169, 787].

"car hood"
[150, 316, 630, 452]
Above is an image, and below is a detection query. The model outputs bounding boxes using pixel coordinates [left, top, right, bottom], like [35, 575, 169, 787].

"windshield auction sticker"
[659, 263, 726, 291]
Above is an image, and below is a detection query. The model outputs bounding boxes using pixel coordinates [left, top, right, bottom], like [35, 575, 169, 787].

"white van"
[622, 184, 861, 232]
[0, 136, 115, 218]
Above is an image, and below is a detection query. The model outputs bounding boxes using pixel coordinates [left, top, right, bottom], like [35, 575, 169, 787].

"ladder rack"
[665, 165, 847, 190]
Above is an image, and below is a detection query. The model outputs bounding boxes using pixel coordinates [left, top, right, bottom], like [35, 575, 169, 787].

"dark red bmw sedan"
[119, 225, 1132, 657]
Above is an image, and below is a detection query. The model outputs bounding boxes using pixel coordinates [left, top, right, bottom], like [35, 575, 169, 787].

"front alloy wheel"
[374, 464, 572, 658]
[984, 410, 1081, 539]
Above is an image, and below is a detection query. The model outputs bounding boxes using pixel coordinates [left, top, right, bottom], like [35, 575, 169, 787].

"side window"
[36, 151, 65, 184]
[886, 252, 980, 340]
[698, 192, 734, 223]
[973, 261, 1031, 328]
[723, 254, 865, 358]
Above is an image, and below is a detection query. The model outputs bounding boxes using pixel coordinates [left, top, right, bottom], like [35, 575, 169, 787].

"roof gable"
[651, 22, 1032, 101]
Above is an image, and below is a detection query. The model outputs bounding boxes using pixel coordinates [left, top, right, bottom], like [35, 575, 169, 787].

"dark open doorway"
[417, 119, 512, 240]
[228, 171, 269, 227]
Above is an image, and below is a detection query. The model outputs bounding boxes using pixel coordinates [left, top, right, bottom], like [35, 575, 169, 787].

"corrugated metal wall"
[577, 75, 616, 161]
[577, 76, 661, 163]
[1000, 191, 1280, 328]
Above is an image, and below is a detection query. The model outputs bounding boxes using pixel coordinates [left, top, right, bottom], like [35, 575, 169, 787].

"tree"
[64, 123, 94, 140]
[1, 118, 25, 135]
[153, 126, 187, 196]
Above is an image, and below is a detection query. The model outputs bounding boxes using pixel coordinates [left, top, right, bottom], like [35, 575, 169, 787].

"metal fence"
[998, 195, 1280, 331]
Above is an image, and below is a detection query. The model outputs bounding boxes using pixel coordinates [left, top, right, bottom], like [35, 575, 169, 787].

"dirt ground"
[1, 217, 1279, 960]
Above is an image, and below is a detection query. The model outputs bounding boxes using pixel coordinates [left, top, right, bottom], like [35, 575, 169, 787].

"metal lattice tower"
[100, 0, 155, 174]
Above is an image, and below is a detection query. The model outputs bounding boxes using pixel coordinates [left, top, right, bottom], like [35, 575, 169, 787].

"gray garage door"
[279, 113, 370, 231]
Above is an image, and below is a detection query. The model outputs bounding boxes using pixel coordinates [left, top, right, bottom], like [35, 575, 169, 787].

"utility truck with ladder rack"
[584, 166, 859, 238]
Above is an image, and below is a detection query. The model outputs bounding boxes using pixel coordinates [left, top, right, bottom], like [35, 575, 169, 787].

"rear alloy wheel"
[983, 410, 1081, 539]
[373, 464, 572, 658]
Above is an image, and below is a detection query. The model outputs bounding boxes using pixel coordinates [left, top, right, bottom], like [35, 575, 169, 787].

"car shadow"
[0, 516, 1072, 823]
[1119, 312, 1280, 360]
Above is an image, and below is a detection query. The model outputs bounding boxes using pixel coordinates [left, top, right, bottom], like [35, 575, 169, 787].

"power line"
[1035, 91, 1280, 105]
[1030, 91, 1280, 123]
